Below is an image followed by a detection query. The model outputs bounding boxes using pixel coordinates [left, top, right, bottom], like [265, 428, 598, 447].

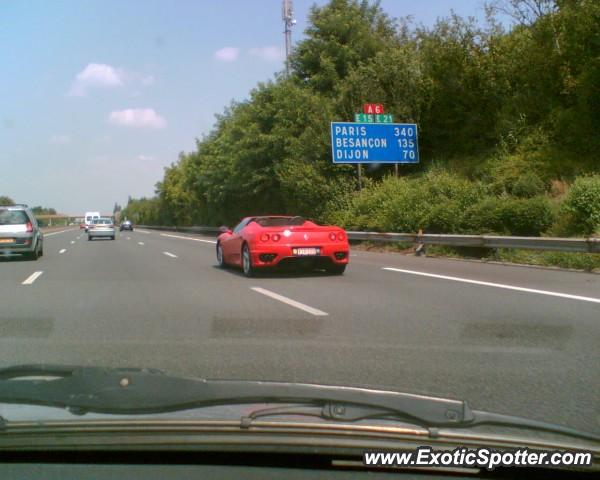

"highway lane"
[0, 227, 598, 435]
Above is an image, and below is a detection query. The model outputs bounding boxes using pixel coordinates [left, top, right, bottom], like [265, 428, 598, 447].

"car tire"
[326, 264, 346, 275]
[27, 246, 40, 261]
[216, 242, 225, 268]
[111, 236, 115, 240]
[241, 243, 254, 277]
[88, 236, 92, 241]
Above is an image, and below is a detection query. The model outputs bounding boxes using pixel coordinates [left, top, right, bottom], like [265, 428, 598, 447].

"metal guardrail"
[347, 232, 600, 254]
[138, 226, 600, 254]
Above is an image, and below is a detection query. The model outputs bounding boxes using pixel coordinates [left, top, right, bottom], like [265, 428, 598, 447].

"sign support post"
[357, 164, 363, 191]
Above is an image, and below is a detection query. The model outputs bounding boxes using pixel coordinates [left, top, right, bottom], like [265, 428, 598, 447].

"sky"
[1, 0, 491, 214]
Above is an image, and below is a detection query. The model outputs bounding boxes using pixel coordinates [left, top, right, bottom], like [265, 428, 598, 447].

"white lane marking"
[250, 287, 329, 316]
[136, 230, 151, 234]
[160, 233, 217, 244]
[70, 240, 75, 244]
[22, 271, 43, 285]
[59, 249, 67, 254]
[126, 236, 131, 240]
[44, 229, 72, 237]
[383, 267, 600, 305]
[138, 242, 145, 246]
[163, 251, 178, 258]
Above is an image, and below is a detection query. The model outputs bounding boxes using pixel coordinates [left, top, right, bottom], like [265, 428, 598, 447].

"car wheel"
[326, 264, 346, 275]
[216, 242, 225, 268]
[242, 243, 254, 277]
[27, 246, 40, 261]
[111, 236, 115, 240]
[88, 236, 92, 241]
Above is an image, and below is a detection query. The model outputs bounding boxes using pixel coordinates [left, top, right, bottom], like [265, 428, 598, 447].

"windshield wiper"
[0, 364, 598, 442]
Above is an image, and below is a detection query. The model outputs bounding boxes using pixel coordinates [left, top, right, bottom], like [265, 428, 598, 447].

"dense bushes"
[563, 175, 600, 235]
[324, 172, 556, 236]
[499, 197, 555, 236]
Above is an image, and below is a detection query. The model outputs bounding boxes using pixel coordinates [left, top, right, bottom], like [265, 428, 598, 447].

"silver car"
[88, 217, 116, 241]
[0, 204, 44, 260]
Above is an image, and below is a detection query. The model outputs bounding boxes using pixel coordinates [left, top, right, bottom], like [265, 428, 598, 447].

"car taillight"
[260, 233, 270, 242]
[26, 222, 33, 232]
[337, 232, 345, 241]
[329, 232, 337, 241]
[272, 234, 280, 242]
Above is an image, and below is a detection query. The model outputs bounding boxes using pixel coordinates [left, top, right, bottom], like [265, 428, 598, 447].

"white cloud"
[214, 47, 240, 62]
[68, 63, 123, 96]
[68, 64, 156, 96]
[249, 46, 285, 61]
[108, 108, 167, 129]
[137, 154, 155, 161]
[49, 134, 71, 144]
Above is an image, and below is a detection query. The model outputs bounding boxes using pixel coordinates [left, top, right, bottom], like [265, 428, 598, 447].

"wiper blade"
[0, 364, 597, 443]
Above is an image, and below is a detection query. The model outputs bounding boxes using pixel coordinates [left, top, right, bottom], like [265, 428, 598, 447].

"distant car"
[88, 217, 115, 241]
[119, 220, 134, 231]
[216, 215, 349, 277]
[84, 211, 101, 232]
[0, 204, 44, 260]
[79, 222, 86, 229]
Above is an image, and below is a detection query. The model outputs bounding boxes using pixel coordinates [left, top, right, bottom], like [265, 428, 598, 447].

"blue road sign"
[331, 122, 419, 164]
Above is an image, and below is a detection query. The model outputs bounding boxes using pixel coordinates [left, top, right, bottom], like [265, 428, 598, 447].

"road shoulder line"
[44, 229, 74, 237]
[383, 267, 600, 304]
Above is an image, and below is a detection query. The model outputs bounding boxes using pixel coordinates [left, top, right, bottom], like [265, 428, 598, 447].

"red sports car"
[216, 216, 349, 276]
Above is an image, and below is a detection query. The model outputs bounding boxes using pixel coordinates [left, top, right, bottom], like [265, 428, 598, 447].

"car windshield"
[0, 210, 28, 225]
[1, 0, 599, 459]
[254, 217, 306, 227]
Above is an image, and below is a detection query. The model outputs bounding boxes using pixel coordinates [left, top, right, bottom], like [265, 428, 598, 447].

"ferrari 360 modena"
[216, 216, 349, 277]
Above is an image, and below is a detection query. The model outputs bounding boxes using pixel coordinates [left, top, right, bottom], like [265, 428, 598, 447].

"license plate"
[293, 247, 319, 256]
[0, 238, 14, 244]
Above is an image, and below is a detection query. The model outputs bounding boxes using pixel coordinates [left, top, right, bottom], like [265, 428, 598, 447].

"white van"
[84, 211, 100, 232]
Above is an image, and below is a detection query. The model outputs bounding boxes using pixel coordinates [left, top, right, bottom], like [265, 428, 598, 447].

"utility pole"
[282, 0, 296, 76]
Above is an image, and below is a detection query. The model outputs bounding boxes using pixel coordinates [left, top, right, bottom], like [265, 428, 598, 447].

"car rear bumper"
[250, 243, 349, 268]
[0, 234, 39, 254]
[88, 229, 115, 238]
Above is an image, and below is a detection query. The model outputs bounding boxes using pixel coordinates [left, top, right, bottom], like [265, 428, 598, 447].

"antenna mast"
[282, 0, 295, 76]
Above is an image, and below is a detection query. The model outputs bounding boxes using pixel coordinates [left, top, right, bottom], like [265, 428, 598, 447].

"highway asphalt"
[0, 227, 598, 434]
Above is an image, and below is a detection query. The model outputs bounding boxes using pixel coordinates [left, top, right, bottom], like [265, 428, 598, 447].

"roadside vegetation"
[122, 0, 600, 268]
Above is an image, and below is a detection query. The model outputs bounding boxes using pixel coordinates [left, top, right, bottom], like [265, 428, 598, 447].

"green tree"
[291, 0, 397, 94]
